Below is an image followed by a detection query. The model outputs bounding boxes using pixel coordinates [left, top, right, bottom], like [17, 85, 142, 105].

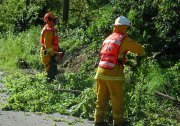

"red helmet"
[43, 12, 57, 22]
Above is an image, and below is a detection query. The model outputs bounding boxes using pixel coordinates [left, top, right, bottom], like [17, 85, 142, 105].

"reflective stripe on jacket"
[40, 24, 59, 52]
[99, 33, 126, 69]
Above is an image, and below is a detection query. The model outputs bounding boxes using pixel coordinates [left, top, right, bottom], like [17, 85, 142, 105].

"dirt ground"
[0, 71, 93, 126]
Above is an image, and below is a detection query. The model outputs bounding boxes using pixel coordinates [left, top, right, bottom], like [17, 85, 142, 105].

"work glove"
[125, 59, 136, 67]
[59, 48, 65, 54]
[128, 56, 143, 71]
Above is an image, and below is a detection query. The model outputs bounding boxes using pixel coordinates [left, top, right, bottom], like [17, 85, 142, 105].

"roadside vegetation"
[0, 0, 179, 125]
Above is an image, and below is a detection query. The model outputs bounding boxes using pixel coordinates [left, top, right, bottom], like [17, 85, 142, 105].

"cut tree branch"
[53, 89, 82, 94]
[155, 91, 180, 104]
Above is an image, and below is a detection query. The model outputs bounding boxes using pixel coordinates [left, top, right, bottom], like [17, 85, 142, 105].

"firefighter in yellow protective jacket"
[40, 12, 63, 83]
[94, 16, 144, 126]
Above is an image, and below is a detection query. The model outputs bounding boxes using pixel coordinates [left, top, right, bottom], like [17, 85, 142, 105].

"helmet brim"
[113, 24, 131, 26]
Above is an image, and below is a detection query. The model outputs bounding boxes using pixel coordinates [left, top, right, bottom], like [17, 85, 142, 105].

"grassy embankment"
[0, 2, 179, 126]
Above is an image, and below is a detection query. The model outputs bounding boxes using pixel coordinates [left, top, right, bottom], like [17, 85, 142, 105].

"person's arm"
[43, 31, 56, 56]
[123, 37, 144, 56]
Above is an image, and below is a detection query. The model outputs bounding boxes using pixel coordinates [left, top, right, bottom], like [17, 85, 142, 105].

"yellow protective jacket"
[40, 24, 59, 53]
[40, 29, 57, 72]
[40, 30, 56, 57]
[95, 35, 144, 81]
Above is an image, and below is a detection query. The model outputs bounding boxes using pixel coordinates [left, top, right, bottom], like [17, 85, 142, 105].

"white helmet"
[113, 16, 131, 26]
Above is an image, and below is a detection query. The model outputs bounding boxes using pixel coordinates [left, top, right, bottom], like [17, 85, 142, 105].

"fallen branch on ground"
[155, 91, 180, 104]
[53, 89, 82, 94]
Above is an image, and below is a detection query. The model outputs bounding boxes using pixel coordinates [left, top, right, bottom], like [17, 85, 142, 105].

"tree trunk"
[62, 0, 69, 22]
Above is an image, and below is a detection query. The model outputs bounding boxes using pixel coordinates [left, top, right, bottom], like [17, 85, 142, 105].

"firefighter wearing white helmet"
[114, 16, 131, 26]
[94, 16, 144, 126]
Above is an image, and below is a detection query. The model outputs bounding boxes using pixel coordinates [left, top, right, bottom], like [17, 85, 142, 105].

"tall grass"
[0, 26, 42, 70]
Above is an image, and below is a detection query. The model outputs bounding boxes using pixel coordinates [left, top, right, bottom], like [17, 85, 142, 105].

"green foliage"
[163, 61, 180, 97]
[155, 0, 179, 43]
[61, 72, 94, 90]
[0, 0, 43, 33]
[69, 88, 96, 119]
[124, 59, 179, 125]
[2, 72, 74, 114]
[0, 26, 41, 69]
[2, 58, 179, 125]
[0, 0, 62, 33]
[1, 69, 95, 113]
[0, 0, 179, 125]
[60, 28, 88, 54]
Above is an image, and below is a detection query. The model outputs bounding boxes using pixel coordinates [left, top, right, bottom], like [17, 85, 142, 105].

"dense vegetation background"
[0, 0, 179, 125]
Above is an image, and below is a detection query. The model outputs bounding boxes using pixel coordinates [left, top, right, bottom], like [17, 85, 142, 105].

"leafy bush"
[0, 0, 42, 32]
[124, 59, 179, 125]
[0, 0, 62, 33]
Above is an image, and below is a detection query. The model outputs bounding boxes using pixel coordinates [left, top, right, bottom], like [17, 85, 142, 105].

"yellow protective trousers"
[41, 54, 51, 72]
[94, 79, 124, 125]
[41, 49, 57, 82]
